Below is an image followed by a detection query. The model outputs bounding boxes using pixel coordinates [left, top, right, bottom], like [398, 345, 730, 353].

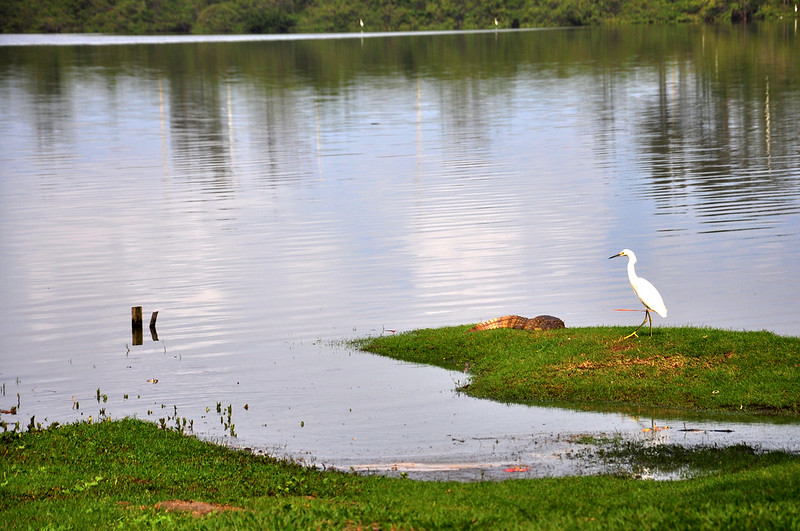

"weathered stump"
[132, 306, 143, 346]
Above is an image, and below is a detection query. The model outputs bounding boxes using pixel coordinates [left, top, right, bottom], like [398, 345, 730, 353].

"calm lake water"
[1, 25, 799, 480]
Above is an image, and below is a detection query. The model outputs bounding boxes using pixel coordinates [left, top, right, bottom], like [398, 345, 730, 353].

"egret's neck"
[626, 258, 638, 280]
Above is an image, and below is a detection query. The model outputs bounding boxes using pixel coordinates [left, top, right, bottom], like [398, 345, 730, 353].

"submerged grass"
[2, 418, 800, 529]
[357, 325, 800, 415]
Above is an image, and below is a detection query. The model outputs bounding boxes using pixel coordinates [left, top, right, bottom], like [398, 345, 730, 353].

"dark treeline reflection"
[5, 24, 797, 84]
[2, 24, 799, 225]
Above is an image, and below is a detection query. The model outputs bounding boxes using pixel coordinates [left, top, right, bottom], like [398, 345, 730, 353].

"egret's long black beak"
[609, 253, 622, 259]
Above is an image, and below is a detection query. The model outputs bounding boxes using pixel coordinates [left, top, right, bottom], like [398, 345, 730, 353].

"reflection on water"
[1, 26, 799, 478]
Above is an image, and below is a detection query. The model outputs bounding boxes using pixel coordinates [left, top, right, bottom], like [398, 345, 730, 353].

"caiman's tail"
[469, 315, 565, 332]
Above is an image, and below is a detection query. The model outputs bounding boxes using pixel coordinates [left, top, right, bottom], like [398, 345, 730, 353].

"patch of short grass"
[2, 419, 800, 529]
[357, 326, 800, 415]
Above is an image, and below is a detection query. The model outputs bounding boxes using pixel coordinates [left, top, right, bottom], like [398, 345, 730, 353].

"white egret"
[609, 249, 667, 338]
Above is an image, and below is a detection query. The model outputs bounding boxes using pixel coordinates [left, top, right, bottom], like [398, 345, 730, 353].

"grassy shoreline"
[2, 418, 800, 528]
[3, 325, 800, 528]
[358, 325, 800, 417]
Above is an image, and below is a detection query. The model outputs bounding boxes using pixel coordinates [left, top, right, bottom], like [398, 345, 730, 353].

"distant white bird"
[609, 249, 667, 338]
[360, 19, 364, 28]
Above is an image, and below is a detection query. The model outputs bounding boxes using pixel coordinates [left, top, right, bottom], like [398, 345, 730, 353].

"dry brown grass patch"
[154, 499, 243, 517]
[556, 352, 725, 376]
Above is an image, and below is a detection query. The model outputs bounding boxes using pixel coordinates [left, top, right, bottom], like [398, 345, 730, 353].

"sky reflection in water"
[1, 27, 799, 479]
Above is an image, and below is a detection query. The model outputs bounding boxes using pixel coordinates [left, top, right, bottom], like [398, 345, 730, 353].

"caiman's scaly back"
[469, 315, 565, 332]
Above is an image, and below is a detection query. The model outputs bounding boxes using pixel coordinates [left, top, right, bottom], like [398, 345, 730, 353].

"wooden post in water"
[149, 311, 159, 341]
[132, 306, 143, 346]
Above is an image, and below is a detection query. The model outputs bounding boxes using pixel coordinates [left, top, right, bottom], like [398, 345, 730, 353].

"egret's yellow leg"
[624, 310, 651, 339]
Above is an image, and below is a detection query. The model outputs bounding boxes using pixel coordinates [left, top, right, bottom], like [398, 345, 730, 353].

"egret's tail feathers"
[649, 305, 667, 318]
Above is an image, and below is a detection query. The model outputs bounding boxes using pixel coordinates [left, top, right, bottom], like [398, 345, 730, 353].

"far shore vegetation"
[1, 0, 799, 35]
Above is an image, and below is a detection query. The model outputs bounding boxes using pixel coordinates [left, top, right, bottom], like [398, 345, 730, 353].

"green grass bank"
[2, 325, 800, 527]
[358, 325, 800, 416]
[2, 418, 800, 529]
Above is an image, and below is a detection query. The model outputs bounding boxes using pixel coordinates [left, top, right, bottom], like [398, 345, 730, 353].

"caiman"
[468, 314, 565, 332]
